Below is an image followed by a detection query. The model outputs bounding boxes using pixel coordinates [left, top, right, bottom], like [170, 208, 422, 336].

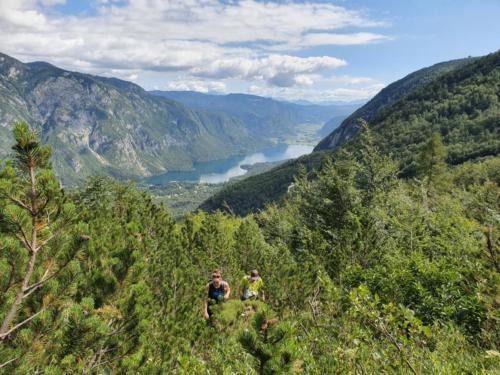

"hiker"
[203, 269, 231, 320]
[238, 270, 265, 301]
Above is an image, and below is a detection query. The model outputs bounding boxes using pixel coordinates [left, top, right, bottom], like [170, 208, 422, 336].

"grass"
[269, 123, 323, 146]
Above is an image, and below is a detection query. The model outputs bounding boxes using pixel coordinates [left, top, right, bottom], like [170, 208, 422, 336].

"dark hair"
[212, 269, 221, 276]
[250, 270, 259, 277]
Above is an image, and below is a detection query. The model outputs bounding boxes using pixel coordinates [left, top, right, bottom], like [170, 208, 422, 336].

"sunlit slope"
[315, 56, 477, 151]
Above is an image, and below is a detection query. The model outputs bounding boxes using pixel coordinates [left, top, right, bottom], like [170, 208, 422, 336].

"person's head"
[212, 269, 222, 286]
[249, 269, 259, 282]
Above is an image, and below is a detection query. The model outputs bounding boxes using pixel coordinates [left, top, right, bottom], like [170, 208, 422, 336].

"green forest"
[0, 121, 498, 373]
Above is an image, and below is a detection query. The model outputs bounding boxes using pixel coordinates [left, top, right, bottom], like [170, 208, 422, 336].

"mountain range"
[0, 53, 266, 185]
[150, 91, 358, 139]
[0, 52, 354, 185]
[200, 51, 499, 215]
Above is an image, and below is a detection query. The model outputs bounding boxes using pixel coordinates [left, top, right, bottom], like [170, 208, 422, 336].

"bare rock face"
[0, 53, 262, 185]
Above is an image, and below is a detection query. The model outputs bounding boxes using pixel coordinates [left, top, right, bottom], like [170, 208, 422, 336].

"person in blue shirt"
[203, 269, 231, 320]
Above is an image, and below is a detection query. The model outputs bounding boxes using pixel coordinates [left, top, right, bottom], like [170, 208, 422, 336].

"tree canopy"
[1, 123, 498, 373]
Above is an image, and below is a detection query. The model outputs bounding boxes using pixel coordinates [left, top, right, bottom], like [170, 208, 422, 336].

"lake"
[145, 143, 313, 184]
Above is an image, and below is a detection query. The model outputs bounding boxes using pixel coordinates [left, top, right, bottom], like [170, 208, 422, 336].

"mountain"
[150, 91, 359, 139]
[200, 51, 499, 215]
[316, 115, 349, 138]
[314, 57, 477, 151]
[0, 53, 263, 185]
[348, 50, 499, 176]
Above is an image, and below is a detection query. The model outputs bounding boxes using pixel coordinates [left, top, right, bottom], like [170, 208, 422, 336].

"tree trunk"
[0, 251, 38, 337]
[0, 162, 38, 338]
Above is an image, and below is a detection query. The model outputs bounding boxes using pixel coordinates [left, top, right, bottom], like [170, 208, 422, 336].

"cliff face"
[0, 53, 262, 185]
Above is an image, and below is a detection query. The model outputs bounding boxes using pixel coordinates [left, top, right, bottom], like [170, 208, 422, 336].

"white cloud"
[0, 0, 390, 99]
[0, 0, 47, 30]
[324, 75, 379, 85]
[249, 82, 386, 103]
[165, 79, 227, 93]
[39, 0, 66, 6]
[266, 32, 390, 52]
[192, 55, 346, 87]
[299, 32, 389, 47]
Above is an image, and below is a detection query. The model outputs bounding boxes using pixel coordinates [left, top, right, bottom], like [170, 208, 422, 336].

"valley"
[143, 143, 314, 217]
[0, 53, 352, 188]
[0, 1, 499, 371]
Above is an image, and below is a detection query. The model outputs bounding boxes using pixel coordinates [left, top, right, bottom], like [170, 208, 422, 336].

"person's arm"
[224, 281, 231, 301]
[203, 284, 209, 319]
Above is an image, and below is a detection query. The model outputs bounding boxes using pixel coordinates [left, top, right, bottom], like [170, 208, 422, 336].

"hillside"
[353, 50, 499, 176]
[316, 115, 349, 138]
[314, 56, 477, 151]
[200, 52, 499, 215]
[1, 122, 498, 373]
[0, 53, 263, 185]
[150, 91, 359, 139]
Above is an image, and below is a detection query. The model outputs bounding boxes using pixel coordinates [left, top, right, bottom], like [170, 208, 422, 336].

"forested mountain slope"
[150, 91, 359, 139]
[200, 51, 499, 215]
[315, 56, 477, 151]
[0, 53, 262, 185]
[1, 123, 498, 373]
[356, 50, 499, 176]
[316, 115, 349, 138]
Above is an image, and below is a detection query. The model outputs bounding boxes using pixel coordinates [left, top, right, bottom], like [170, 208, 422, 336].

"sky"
[0, 0, 499, 103]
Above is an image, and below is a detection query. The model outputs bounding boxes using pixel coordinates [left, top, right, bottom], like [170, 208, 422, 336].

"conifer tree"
[239, 309, 298, 374]
[356, 121, 398, 205]
[417, 132, 448, 188]
[0, 122, 81, 341]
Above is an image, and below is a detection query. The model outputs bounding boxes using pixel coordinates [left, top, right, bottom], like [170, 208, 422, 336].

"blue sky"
[0, 0, 498, 103]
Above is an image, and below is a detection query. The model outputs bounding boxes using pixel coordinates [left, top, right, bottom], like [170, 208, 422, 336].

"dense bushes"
[0, 124, 499, 373]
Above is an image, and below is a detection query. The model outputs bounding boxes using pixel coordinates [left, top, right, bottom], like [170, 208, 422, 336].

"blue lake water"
[145, 143, 313, 184]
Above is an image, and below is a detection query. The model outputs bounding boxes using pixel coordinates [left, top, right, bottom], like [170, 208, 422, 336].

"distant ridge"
[150, 90, 359, 139]
[200, 52, 499, 215]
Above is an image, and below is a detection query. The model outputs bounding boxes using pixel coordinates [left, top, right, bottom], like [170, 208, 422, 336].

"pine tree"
[239, 309, 298, 374]
[356, 121, 398, 205]
[0, 122, 81, 341]
[417, 132, 448, 188]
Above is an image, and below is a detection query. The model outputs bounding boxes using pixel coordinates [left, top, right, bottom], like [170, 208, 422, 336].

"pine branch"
[12, 218, 34, 253]
[0, 309, 45, 341]
[23, 252, 78, 299]
[22, 267, 51, 298]
[0, 357, 19, 369]
[34, 232, 57, 252]
[1, 260, 16, 294]
[3, 194, 32, 214]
